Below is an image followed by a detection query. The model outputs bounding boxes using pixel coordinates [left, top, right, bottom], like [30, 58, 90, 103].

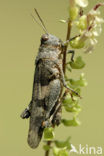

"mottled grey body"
[21, 34, 65, 148]
[28, 47, 62, 148]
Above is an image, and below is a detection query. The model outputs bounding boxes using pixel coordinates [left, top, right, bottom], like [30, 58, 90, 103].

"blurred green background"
[0, 0, 104, 156]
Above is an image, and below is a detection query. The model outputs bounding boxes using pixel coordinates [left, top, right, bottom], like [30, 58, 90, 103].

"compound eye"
[42, 35, 49, 41]
[41, 35, 49, 44]
[41, 34, 49, 44]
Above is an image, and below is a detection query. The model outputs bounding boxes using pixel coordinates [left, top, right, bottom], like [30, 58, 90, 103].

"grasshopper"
[20, 9, 80, 149]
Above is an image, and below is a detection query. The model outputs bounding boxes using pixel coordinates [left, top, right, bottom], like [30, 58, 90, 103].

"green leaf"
[70, 56, 86, 69]
[63, 95, 78, 106]
[43, 145, 51, 151]
[65, 104, 81, 113]
[63, 94, 79, 106]
[58, 149, 69, 156]
[62, 117, 80, 127]
[70, 37, 85, 49]
[69, 6, 79, 20]
[69, 73, 87, 87]
[44, 127, 55, 141]
[77, 15, 87, 30]
[53, 148, 69, 156]
[54, 137, 71, 150]
[63, 95, 73, 105]
[53, 147, 60, 156]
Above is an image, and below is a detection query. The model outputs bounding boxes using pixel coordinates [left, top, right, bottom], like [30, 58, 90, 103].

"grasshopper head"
[40, 34, 62, 48]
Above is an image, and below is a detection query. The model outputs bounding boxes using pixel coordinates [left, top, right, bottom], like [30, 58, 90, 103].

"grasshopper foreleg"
[67, 50, 75, 62]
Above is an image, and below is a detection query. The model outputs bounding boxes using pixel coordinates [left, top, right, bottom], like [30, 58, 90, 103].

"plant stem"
[45, 141, 52, 156]
[63, 19, 72, 74]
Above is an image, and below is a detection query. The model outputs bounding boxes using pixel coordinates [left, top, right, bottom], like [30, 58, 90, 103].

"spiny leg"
[54, 62, 81, 98]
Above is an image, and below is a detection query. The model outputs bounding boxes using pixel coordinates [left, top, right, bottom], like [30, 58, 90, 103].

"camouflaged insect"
[20, 9, 79, 149]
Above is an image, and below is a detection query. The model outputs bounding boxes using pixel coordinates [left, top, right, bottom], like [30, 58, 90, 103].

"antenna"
[34, 9, 48, 32]
[31, 8, 48, 34]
